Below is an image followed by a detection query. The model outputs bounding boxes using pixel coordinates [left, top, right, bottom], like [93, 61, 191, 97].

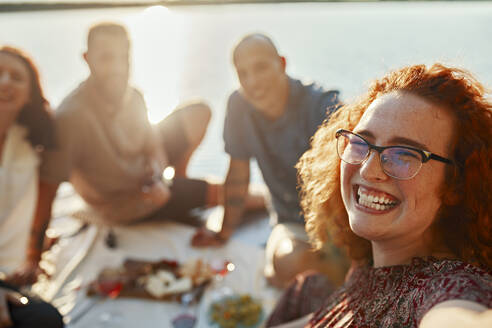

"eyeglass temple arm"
[424, 151, 453, 164]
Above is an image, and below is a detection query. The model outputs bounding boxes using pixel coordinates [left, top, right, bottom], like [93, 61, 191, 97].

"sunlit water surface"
[1, 2, 491, 182]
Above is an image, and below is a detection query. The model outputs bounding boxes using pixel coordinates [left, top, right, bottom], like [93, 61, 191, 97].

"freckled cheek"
[411, 192, 442, 229]
[340, 162, 357, 201]
[403, 173, 443, 219]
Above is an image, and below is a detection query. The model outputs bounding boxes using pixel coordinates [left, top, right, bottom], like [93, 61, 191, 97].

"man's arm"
[141, 126, 171, 206]
[146, 126, 169, 172]
[218, 158, 250, 240]
[191, 158, 250, 246]
[6, 180, 59, 286]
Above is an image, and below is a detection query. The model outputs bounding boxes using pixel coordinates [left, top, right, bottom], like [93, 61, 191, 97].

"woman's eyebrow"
[355, 130, 374, 140]
[356, 130, 429, 151]
[388, 137, 429, 151]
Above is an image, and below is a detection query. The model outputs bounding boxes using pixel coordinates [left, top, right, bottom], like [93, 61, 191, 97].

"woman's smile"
[353, 184, 400, 213]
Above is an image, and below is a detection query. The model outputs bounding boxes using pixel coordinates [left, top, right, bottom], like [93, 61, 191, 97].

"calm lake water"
[1, 2, 491, 182]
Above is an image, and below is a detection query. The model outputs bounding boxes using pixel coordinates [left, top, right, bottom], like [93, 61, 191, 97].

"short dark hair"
[233, 33, 279, 60]
[0, 46, 55, 150]
[87, 22, 129, 50]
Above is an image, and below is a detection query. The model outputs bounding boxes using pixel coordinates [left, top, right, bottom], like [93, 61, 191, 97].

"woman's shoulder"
[414, 257, 491, 281]
[344, 257, 492, 307]
[411, 257, 492, 320]
[5, 125, 40, 164]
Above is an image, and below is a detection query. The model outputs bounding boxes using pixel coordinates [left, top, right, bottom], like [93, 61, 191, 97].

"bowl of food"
[208, 294, 263, 328]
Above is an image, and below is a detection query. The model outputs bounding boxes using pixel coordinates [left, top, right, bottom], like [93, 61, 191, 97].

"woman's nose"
[359, 150, 388, 182]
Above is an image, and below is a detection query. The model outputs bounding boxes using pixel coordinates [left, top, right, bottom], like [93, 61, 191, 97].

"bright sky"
[0, 0, 161, 4]
[126, 5, 185, 124]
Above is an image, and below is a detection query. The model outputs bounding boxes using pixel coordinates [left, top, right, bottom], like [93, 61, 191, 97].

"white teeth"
[356, 187, 398, 211]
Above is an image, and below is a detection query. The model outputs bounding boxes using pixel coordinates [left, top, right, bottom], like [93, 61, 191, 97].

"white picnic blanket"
[34, 218, 280, 328]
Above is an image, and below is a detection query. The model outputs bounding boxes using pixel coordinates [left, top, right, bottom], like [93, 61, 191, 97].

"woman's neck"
[0, 111, 17, 137]
[371, 233, 433, 267]
[0, 111, 20, 162]
[371, 234, 454, 268]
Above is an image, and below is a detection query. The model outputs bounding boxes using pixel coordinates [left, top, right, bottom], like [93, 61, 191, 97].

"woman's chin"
[347, 211, 393, 241]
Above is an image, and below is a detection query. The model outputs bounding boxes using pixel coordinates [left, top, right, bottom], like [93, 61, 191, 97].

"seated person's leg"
[157, 103, 265, 212]
[147, 178, 263, 226]
[0, 280, 63, 328]
[157, 102, 211, 177]
[205, 183, 266, 213]
[264, 223, 349, 289]
[265, 271, 335, 327]
[147, 177, 208, 225]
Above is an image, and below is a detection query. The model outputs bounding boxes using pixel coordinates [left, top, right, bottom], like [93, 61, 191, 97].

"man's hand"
[191, 227, 228, 247]
[141, 180, 171, 206]
[5, 260, 43, 287]
[191, 158, 250, 248]
[0, 287, 28, 328]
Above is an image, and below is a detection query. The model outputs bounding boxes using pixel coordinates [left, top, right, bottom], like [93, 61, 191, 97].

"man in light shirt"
[9, 22, 225, 286]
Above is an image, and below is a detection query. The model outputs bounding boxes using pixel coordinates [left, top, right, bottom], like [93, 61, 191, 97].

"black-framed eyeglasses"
[335, 129, 453, 180]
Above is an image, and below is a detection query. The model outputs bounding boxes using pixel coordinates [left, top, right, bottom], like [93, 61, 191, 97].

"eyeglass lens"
[337, 131, 423, 179]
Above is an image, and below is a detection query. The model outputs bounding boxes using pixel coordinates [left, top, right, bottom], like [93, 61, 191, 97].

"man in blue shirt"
[192, 34, 348, 288]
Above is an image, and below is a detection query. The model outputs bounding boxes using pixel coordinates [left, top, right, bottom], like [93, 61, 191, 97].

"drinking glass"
[171, 292, 197, 328]
[210, 259, 235, 297]
[91, 273, 124, 327]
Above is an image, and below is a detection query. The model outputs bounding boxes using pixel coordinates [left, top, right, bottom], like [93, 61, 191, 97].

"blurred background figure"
[0, 46, 55, 275]
[192, 33, 349, 289]
[0, 45, 63, 328]
[9, 22, 224, 287]
[272, 63, 492, 327]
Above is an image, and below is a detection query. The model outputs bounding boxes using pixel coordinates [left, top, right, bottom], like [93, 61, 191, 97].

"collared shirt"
[223, 77, 341, 225]
[41, 78, 161, 223]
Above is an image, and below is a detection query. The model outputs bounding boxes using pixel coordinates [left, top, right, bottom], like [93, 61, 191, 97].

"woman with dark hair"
[0, 46, 62, 327]
[272, 63, 492, 327]
[0, 45, 55, 274]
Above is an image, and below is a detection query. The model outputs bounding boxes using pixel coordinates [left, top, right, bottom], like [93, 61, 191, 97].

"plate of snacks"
[87, 258, 214, 303]
[208, 294, 263, 328]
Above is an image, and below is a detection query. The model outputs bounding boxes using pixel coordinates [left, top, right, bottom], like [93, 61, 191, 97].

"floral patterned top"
[309, 257, 492, 328]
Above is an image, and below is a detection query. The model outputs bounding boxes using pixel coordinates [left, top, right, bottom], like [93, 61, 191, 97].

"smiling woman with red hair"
[272, 63, 491, 328]
[302, 64, 492, 268]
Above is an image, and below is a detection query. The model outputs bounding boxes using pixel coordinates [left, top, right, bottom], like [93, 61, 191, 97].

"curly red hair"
[297, 63, 492, 270]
